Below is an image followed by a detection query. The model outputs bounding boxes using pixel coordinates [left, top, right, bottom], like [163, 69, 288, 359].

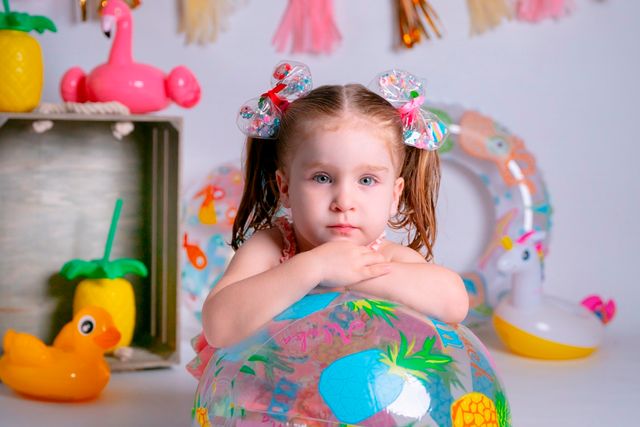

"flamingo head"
[99, 0, 133, 38]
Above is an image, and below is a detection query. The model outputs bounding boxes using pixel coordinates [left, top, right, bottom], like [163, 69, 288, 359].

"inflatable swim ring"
[181, 163, 242, 328]
[430, 105, 553, 324]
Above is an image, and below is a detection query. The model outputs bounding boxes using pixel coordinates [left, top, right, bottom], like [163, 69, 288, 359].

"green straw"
[103, 199, 123, 262]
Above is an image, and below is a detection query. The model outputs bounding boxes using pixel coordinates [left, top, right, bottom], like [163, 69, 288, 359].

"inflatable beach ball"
[192, 291, 511, 427]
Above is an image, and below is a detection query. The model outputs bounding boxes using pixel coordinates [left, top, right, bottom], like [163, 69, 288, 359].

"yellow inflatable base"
[493, 315, 597, 360]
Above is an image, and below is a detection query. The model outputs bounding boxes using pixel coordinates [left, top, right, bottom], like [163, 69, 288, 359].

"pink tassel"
[272, 0, 341, 55]
[581, 294, 616, 325]
[515, 0, 575, 22]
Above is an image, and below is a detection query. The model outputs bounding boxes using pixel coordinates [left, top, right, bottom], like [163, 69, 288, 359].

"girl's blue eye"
[313, 174, 331, 184]
[359, 176, 375, 186]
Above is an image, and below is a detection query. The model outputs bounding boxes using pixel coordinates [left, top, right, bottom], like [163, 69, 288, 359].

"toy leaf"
[60, 258, 147, 280]
[60, 259, 101, 280]
[106, 258, 149, 279]
[0, 10, 56, 33]
[29, 15, 56, 33]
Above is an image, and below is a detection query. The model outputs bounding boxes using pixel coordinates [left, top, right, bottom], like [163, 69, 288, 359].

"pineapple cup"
[0, 0, 56, 112]
[60, 199, 148, 352]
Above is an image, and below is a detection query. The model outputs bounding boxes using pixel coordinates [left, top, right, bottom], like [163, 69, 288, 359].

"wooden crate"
[0, 112, 180, 370]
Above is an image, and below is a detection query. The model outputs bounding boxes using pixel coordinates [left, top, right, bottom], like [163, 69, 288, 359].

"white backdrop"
[22, 0, 640, 333]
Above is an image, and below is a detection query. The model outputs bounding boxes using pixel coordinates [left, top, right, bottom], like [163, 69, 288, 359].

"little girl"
[200, 62, 468, 351]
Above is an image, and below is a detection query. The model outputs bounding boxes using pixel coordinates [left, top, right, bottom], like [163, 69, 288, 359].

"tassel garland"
[515, 0, 574, 22]
[397, 0, 443, 48]
[272, 0, 341, 55]
[466, 0, 512, 35]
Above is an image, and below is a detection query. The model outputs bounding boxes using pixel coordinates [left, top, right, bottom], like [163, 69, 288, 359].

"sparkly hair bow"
[237, 61, 313, 139]
[371, 69, 448, 151]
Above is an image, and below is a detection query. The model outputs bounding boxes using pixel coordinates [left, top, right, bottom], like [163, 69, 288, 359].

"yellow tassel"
[180, 0, 242, 45]
[467, 0, 512, 35]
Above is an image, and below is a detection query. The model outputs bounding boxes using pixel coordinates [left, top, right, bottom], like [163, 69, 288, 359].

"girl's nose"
[330, 187, 355, 212]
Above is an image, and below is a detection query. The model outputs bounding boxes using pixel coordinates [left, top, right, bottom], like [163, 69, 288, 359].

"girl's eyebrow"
[359, 164, 389, 173]
[303, 162, 389, 173]
[302, 161, 329, 170]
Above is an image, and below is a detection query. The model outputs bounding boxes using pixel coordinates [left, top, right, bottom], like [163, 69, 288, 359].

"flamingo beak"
[101, 15, 115, 38]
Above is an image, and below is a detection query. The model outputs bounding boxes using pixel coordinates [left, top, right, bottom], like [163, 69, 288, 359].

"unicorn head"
[498, 231, 545, 275]
[497, 230, 546, 308]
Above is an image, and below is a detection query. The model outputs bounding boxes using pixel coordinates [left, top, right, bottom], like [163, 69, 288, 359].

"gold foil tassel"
[397, 0, 443, 48]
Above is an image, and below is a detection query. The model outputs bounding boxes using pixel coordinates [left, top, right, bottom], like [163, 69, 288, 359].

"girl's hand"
[311, 241, 391, 288]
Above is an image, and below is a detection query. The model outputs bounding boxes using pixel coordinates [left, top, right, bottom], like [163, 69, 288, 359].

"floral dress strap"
[368, 231, 386, 252]
[273, 216, 298, 263]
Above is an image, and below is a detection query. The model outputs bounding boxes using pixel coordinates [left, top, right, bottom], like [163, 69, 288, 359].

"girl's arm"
[202, 233, 389, 348]
[346, 243, 469, 324]
[202, 229, 320, 348]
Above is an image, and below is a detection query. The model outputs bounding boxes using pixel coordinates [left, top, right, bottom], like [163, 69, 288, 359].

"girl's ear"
[390, 177, 404, 217]
[275, 169, 291, 208]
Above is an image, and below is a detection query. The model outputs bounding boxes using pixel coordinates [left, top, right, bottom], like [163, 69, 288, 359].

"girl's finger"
[362, 251, 387, 265]
[365, 263, 392, 277]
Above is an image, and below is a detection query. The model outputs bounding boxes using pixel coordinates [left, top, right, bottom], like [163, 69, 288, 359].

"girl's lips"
[328, 225, 357, 234]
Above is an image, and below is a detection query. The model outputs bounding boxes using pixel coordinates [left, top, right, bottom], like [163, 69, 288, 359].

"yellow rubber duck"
[0, 306, 120, 401]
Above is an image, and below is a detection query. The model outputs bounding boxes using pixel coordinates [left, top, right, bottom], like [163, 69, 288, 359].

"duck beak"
[94, 326, 121, 349]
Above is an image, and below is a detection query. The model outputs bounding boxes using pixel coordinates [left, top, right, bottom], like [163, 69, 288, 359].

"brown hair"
[231, 84, 441, 260]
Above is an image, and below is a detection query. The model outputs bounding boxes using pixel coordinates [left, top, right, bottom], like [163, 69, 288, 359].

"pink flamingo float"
[61, 0, 200, 114]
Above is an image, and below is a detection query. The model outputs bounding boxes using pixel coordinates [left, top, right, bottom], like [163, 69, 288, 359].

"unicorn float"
[492, 230, 615, 359]
[60, 0, 201, 113]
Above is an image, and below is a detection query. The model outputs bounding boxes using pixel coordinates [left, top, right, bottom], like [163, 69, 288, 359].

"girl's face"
[276, 116, 404, 252]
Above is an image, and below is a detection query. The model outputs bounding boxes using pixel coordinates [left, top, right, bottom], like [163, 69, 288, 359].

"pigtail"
[391, 147, 441, 261]
[231, 137, 281, 250]
[232, 85, 344, 250]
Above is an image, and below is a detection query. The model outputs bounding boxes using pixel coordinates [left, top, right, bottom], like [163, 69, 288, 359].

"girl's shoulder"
[235, 218, 296, 264]
[239, 227, 283, 254]
[379, 240, 427, 263]
[210, 226, 285, 297]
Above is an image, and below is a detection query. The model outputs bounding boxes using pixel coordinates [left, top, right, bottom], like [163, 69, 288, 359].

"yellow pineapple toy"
[60, 199, 148, 354]
[0, 0, 56, 112]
